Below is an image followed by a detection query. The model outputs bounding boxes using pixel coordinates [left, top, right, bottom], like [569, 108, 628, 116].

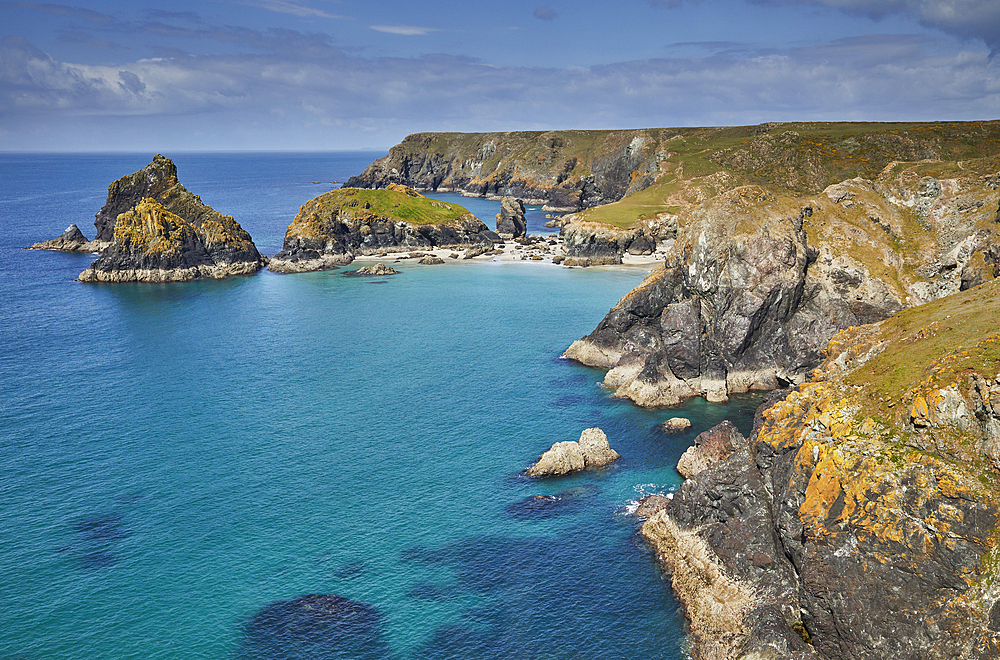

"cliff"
[79, 198, 264, 283]
[269, 184, 499, 273]
[347, 122, 1000, 265]
[564, 153, 1000, 404]
[345, 129, 681, 212]
[640, 277, 1000, 659]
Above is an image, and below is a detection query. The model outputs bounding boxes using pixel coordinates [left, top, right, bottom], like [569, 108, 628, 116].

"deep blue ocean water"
[0, 153, 763, 660]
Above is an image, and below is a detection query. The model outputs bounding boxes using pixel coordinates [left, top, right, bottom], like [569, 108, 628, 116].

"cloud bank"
[0, 27, 997, 150]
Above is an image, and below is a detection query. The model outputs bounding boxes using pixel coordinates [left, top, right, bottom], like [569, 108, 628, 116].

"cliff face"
[641, 279, 1000, 659]
[564, 162, 1000, 404]
[269, 184, 499, 273]
[79, 198, 264, 282]
[345, 130, 675, 212]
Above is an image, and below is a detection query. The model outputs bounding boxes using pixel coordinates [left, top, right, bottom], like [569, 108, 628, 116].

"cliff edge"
[641, 278, 1000, 659]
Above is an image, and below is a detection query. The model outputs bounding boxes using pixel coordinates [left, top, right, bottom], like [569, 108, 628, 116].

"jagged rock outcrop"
[269, 185, 498, 274]
[79, 198, 265, 282]
[565, 166, 1000, 405]
[526, 427, 619, 476]
[26, 224, 101, 252]
[642, 279, 1000, 659]
[675, 420, 744, 479]
[661, 417, 692, 433]
[495, 196, 526, 238]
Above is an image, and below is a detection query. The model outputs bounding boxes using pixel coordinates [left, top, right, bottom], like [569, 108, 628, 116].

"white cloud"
[369, 25, 438, 36]
[0, 31, 997, 150]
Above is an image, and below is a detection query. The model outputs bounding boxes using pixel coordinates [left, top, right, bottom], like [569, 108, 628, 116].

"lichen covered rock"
[642, 278, 1000, 660]
[79, 197, 264, 282]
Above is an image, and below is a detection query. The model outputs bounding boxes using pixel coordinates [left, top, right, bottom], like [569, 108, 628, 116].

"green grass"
[845, 278, 1000, 406]
[303, 187, 472, 226]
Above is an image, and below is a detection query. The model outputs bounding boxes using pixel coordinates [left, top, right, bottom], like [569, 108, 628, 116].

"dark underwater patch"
[235, 594, 392, 660]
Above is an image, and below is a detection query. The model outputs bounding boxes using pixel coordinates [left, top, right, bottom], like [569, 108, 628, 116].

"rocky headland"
[640, 278, 1000, 659]
[77, 155, 265, 283]
[268, 184, 500, 273]
[559, 123, 1000, 404]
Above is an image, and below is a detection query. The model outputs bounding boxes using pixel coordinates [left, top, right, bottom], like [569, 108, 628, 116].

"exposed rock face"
[269, 186, 498, 274]
[642, 279, 1000, 659]
[675, 420, 745, 479]
[93, 154, 226, 245]
[496, 196, 527, 238]
[565, 168, 1000, 405]
[345, 130, 669, 212]
[26, 224, 101, 252]
[526, 427, 619, 476]
[79, 198, 265, 282]
[346, 263, 399, 276]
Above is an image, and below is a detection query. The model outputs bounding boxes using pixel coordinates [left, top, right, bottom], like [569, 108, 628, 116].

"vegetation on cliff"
[80, 197, 264, 283]
[641, 278, 1000, 659]
[269, 185, 498, 273]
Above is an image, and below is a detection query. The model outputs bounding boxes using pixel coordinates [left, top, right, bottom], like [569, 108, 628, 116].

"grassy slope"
[577, 121, 1000, 229]
[290, 187, 474, 239]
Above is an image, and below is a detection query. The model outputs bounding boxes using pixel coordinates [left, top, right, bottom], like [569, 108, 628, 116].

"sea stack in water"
[268, 184, 499, 274]
[526, 427, 619, 476]
[78, 155, 265, 282]
[79, 198, 264, 283]
[495, 196, 526, 239]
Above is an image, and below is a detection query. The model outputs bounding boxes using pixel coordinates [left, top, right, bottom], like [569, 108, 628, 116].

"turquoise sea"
[0, 153, 763, 660]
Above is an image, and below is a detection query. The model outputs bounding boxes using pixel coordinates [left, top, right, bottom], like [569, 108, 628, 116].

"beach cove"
[1, 152, 764, 659]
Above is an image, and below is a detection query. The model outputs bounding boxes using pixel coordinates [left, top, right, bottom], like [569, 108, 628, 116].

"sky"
[1, 0, 998, 151]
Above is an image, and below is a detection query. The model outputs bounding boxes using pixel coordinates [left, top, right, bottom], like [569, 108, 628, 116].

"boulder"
[418, 255, 445, 265]
[661, 417, 692, 432]
[346, 262, 399, 276]
[526, 427, 619, 477]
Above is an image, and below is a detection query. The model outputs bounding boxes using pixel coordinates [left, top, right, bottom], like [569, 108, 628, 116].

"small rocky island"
[27, 224, 101, 252]
[268, 184, 499, 273]
[75, 154, 265, 283]
[526, 428, 619, 476]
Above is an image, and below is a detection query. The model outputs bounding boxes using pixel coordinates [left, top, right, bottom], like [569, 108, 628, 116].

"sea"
[0, 153, 764, 660]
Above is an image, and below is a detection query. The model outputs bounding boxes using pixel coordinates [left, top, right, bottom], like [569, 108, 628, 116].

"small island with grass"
[268, 183, 500, 273]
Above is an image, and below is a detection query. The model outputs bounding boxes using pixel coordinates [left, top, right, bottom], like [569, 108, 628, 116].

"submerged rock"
[526, 427, 619, 477]
[26, 224, 101, 252]
[238, 593, 390, 660]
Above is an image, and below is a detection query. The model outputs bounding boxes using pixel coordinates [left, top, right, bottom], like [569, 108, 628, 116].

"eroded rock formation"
[641, 279, 1000, 659]
[269, 185, 498, 273]
[526, 427, 619, 476]
[26, 224, 101, 252]
[496, 196, 526, 238]
[79, 197, 264, 282]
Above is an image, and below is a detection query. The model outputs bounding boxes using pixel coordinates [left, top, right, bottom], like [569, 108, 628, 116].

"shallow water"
[0, 153, 762, 660]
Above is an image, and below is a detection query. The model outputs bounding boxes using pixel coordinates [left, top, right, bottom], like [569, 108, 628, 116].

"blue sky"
[1, 0, 998, 151]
